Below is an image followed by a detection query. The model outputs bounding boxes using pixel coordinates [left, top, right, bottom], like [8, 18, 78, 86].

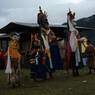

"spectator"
[85, 40, 95, 74]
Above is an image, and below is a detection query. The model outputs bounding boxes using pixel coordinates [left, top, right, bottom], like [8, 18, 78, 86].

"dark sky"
[0, 0, 95, 28]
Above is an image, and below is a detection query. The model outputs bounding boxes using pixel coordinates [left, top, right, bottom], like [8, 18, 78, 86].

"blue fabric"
[50, 44, 63, 70]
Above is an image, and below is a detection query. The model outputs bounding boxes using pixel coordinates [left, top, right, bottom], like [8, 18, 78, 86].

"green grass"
[0, 67, 95, 95]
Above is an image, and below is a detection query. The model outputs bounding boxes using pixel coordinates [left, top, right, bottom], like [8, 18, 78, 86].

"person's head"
[10, 32, 20, 41]
[87, 39, 91, 45]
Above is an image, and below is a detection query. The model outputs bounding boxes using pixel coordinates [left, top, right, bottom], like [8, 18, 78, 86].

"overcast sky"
[0, 0, 95, 28]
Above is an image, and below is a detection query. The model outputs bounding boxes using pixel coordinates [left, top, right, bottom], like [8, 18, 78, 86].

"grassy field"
[0, 67, 95, 95]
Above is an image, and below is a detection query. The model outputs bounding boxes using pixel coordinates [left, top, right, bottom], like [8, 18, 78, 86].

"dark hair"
[87, 39, 91, 44]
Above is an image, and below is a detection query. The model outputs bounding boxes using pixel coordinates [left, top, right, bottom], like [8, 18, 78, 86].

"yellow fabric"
[81, 42, 88, 53]
[30, 59, 35, 64]
[9, 40, 19, 49]
[7, 40, 21, 61]
[45, 49, 51, 59]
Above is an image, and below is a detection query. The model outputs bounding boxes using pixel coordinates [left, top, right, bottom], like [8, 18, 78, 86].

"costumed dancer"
[37, 6, 54, 79]
[66, 9, 81, 76]
[42, 28, 63, 70]
[5, 33, 21, 87]
[27, 33, 46, 81]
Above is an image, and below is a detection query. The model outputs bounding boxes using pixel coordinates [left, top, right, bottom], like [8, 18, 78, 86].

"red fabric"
[0, 52, 4, 58]
[40, 57, 45, 64]
[64, 32, 72, 69]
[0, 51, 6, 64]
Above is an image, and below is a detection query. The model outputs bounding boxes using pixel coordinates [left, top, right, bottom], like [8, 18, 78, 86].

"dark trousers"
[89, 67, 95, 74]
[30, 64, 47, 80]
[71, 52, 79, 76]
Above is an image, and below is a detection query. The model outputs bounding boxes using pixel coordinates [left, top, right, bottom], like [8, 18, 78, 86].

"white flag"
[41, 33, 53, 69]
[5, 48, 12, 74]
[69, 32, 78, 52]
